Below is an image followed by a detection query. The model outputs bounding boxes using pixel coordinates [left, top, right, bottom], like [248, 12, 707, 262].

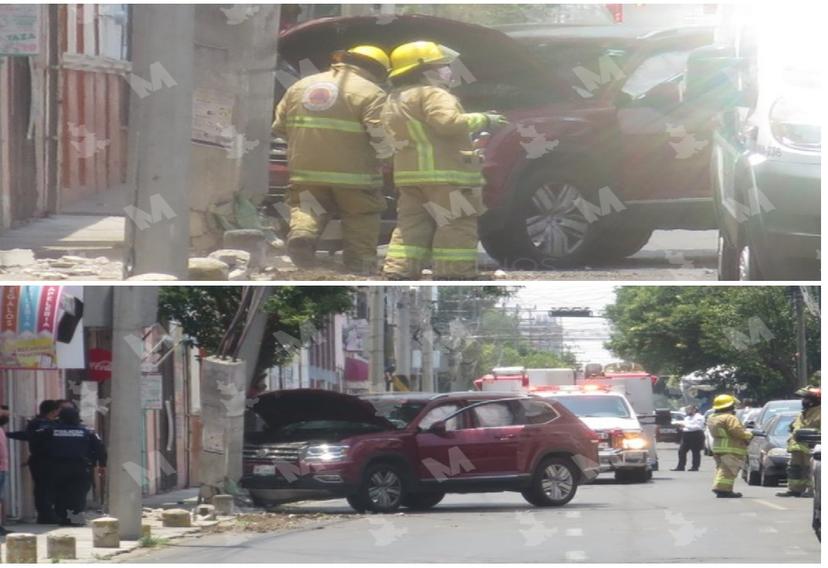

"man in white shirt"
[672, 405, 706, 471]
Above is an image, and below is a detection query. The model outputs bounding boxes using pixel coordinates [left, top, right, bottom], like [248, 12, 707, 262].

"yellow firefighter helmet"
[712, 394, 739, 411]
[332, 45, 391, 74]
[388, 41, 460, 79]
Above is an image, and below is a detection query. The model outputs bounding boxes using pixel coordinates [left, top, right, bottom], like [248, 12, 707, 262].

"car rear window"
[771, 414, 797, 437]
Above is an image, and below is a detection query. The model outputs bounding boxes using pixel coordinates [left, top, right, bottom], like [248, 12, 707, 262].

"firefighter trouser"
[786, 449, 811, 493]
[712, 453, 744, 492]
[383, 185, 483, 279]
[287, 184, 385, 273]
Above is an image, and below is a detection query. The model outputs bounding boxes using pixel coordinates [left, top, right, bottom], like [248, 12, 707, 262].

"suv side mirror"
[751, 429, 766, 437]
[428, 421, 448, 437]
[744, 420, 756, 429]
[683, 45, 742, 113]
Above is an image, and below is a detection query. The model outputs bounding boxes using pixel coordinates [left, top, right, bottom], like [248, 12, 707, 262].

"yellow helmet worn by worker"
[712, 394, 739, 411]
[388, 41, 460, 78]
[343, 45, 391, 73]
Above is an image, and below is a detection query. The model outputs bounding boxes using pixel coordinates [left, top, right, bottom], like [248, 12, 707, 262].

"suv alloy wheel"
[350, 462, 407, 513]
[522, 456, 579, 507]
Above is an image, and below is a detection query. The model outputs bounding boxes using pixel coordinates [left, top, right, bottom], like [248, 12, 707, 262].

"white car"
[537, 386, 655, 483]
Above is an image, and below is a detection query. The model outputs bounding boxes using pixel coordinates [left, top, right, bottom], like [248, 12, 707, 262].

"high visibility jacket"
[707, 412, 753, 456]
[788, 405, 820, 453]
[273, 64, 387, 188]
[382, 85, 486, 187]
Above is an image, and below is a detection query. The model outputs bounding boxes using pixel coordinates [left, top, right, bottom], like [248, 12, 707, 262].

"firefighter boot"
[287, 236, 317, 268]
[715, 491, 743, 498]
[775, 490, 804, 497]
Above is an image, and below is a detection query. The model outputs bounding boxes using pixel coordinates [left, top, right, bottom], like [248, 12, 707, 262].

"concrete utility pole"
[420, 286, 435, 392]
[794, 288, 808, 387]
[396, 288, 412, 380]
[108, 286, 159, 539]
[124, 5, 193, 279]
[368, 286, 385, 392]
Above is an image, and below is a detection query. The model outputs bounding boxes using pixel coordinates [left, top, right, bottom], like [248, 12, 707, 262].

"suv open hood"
[251, 389, 394, 431]
[279, 14, 554, 86]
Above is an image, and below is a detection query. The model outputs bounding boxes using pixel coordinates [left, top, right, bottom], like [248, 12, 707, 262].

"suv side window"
[419, 404, 462, 431]
[517, 400, 559, 425]
[621, 50, 691, 98]
[471, 401, 518, 428]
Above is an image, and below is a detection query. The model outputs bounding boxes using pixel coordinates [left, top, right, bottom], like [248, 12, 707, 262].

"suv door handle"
[494, 434, 517, 440]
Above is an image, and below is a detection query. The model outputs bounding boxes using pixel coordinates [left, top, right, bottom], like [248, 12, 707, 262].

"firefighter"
[706, 394, 752, 498]
[273, 45, 391, 275]
[777, 386, 820, 497]
[33, 407, 106, 526]
[380, 41, 508, 280]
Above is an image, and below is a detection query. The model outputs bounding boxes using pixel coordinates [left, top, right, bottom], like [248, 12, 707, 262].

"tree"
[604, 287, 820, 401]
[158, 286, 354, 383]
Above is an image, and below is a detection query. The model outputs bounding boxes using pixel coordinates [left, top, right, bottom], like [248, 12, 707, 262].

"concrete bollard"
[162, 509, 192, 528]
[6, 533, 38, 563]
[223, 229, 266, 269]
[141, 524, 153, 539]
[212, 494, 234, 516]
[47, 534, 77, 560]
[91, 517, 121, 548]
[196, 504, 217, 520]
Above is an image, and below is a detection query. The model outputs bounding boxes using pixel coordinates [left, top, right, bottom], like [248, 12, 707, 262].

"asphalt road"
[131, 443, 818, 563]
[263, 229, 718, 281]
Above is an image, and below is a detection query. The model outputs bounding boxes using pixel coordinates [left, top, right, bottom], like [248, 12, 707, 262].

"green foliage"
[158, 286, 354, 380]
[605, 287, 820, 400]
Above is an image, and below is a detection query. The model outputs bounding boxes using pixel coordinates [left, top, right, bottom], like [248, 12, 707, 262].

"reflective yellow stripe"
[433, 248, 477, 261]
[394, 170, 484, 186]
[290, 170, 382, 186]
[286, 116, 365, 133]
[406, 120, 435, 171]
[387, 244, 429, 260]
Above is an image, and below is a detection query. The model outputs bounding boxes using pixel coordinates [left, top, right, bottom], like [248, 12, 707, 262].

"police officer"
[273, 45, 391, 274]
[33, 407, 106, 526]
[7, 399, 61, 523]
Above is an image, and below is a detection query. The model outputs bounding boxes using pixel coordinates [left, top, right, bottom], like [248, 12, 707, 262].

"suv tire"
[522, 456, 579, 507]
[353, 462, 407, 513]
[402, 492, 445, 511]
[480, 163, 607, 269]
[746, 465, 761, 486]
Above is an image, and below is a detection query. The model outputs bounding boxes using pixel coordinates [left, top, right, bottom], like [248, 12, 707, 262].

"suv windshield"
[360, 398, 428, 429]
[552, 395, 631, 418]
[522, 43, 629, 99]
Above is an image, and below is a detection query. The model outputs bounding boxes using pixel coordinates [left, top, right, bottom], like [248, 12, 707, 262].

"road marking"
[755, 499, 788, 511]
[565, 511, 581, 519]
[759, 526, 778, 533]
[739, 512, 759, 517]
[566, 528, 583, 537]
[565, 550, 587, 562]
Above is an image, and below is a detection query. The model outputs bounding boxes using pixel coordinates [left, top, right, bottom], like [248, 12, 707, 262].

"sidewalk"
[1, 487, 215, 563]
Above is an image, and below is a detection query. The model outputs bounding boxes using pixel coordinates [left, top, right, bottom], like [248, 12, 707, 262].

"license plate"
[253, 464, 276, 476]
[661, 428, 677, 433]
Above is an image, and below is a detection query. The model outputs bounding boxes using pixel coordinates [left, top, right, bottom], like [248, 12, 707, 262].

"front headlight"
[769, 94, 821, 152]
[767, 447, 790, 458]
[302, 444, 350, 462]
[622, 435, 647, 450]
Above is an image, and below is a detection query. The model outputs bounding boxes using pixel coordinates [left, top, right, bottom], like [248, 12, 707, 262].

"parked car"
[684, 7, 820, 280]
[537, 386, 657, 483]
[744, 411, 798, 486]
[241, 389, 600, 513]
[276, 15, 717, 267]
[747, 399, 801, 430]
[657, 410, 685, 443]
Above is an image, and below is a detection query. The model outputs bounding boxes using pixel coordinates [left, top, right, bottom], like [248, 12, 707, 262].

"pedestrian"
[272, 45, 391, 274]
[777, 386, 820, 497]
[0, 405, 11, 536]
[6, 399, 61, 523]
[380, 41, 508, 280]
[672, 404, 705, 471]
[33, 406, 106, 526]
[706, 394, 753, 498]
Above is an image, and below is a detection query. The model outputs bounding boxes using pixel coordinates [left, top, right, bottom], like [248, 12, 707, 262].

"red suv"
[277, 15, 715, 268]
[241, 389, 599, 513]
